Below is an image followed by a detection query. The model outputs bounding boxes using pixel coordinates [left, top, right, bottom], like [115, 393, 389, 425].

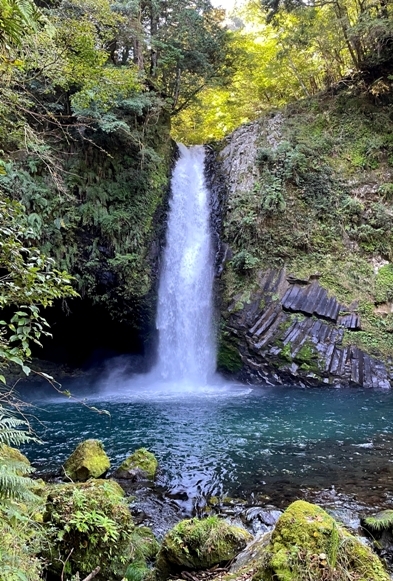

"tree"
[260, 0, 393, 70]
[108, 0, 232, 112]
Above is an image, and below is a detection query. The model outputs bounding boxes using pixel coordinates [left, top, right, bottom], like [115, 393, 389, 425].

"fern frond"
[0, 462, 36, 501]
[0, 408, 36, 447]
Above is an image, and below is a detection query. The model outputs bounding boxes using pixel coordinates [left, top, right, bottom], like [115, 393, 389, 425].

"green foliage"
[125, 561, 150, 581]
[0, 195, 77, 376]
[375, 265, 393, 304]
[0, 0, 232, 330]
[0, 408, 44, 581]
[0, 0, 41, 50]
[364, 510, 393, 532]
[378, 182, 393, 200]
[44, 479, 134, 579]
[0, 501, 44, 581]
[173, 0, 393, 143]
[0, 408, 37, 502]
[125, 527, 159, 581]
[232, 250, 259, 273]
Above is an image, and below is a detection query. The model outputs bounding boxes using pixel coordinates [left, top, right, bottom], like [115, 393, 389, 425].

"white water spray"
[154, 144, 216, 384]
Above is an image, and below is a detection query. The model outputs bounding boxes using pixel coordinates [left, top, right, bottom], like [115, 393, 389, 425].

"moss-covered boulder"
[63, 439, 110, 481]
[255, 500, 389, 581]
[114, 447, 158, 481]
[43, 479, 133, 579]
[156, 516, 252, 579]
[0, 443, 30, 465]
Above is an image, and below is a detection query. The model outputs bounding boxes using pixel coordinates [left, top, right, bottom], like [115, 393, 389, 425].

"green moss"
[43, 479, 133, 579]
[279, 343, 292, 363]
[217, 339, 243, 373]
[0, 443, 30, 467]
[364, 510, 393, 532]
[117, 448, 158, 480]
[294, 341, 321, 374]
[375, 264, 393, 304]
[262, 500, 389, 581]
[63, 439, 111, 482]
[156, 516, 252, 579]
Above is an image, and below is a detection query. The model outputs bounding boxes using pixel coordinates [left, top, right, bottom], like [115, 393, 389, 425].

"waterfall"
[154, 144, 216, 384]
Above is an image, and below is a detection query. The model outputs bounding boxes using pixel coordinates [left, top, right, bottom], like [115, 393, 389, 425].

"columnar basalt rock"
[220, 268, 391, 389]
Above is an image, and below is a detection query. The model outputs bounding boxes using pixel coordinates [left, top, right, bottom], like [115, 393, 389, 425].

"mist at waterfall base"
[96, 143, 219, 398]
[20, 145, 393, 512]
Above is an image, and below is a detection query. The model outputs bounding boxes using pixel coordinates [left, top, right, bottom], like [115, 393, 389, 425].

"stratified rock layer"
[222, 268, 391, 388]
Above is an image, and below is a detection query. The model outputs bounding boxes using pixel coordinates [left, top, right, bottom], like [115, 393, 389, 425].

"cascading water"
[154, 144, 216, 384]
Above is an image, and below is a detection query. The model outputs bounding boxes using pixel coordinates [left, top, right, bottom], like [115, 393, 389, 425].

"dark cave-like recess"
[33, 299, 148, 368]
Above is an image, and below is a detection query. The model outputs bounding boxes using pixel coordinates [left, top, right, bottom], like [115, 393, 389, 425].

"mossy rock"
[63, 439, 110, 481]
[257, 500, 389, 581]
[43, 479, 133, 579]
[114, 447, 158, 481]
[156, 516, 252, 579]
[0, 443, 30, 466]
[217, 340, 243, 373]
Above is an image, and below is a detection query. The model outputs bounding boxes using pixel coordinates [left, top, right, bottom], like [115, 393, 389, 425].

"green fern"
[0, 410, 34, 447]
[0, 406, 37, 502]
[125, 561, 149, 581]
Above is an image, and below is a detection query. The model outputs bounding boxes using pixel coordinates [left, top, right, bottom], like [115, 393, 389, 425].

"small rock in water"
[63, 439, 110, 482]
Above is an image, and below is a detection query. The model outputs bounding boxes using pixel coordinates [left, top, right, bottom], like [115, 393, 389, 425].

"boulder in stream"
[251, 500, 390, 581]
[113, 447, 158, 481]
[156, 515, 252, 579]
[63, 438, 110, 481]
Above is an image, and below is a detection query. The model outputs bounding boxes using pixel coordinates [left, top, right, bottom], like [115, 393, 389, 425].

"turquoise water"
[22, 380, 393, 510]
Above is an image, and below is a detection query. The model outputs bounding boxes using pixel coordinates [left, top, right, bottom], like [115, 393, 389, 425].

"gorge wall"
[211, 79, 393, 388]
[1, 109, 174, 368]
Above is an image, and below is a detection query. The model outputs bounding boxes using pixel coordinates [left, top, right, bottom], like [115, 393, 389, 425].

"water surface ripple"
[23, 383, 393, 509]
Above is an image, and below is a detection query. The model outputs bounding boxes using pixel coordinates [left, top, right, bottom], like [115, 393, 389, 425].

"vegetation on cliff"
[0, 0, 233, 354]
[218, 83, 393, 372]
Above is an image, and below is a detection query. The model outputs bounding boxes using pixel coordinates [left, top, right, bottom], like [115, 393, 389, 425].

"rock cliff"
[211, 83, 393, 388]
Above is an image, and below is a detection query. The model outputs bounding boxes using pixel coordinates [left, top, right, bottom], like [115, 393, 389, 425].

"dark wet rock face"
[222, 268, 391, 389]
